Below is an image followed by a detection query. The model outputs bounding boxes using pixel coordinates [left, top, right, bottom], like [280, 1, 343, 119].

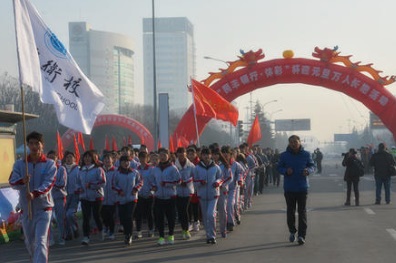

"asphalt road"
[2, 158, 396, 263]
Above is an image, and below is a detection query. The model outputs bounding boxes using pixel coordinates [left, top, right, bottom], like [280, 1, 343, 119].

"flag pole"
[13, 0, 32, 220]
[189, 83, 200, 147]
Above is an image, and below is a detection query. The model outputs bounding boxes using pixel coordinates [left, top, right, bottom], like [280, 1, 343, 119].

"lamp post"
[269, 109, 283, 120]
[203, 56, 229, 66]
[152, 0, 158, 150]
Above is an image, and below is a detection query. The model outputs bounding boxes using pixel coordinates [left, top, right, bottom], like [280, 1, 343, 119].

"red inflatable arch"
[62, 114, 154, 151]
[173, 47, 396, 143]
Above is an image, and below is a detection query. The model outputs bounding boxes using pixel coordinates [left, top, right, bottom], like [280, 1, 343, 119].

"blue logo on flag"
[44, 30, 69, 59]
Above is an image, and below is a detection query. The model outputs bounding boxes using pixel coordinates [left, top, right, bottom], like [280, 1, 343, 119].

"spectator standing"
[342, 148, 364, 206]
[369, 143, 395, 204]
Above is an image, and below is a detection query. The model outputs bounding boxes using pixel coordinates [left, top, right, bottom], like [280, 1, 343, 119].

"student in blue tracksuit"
[9, 131, 57, 263]
[151, 148, 181, 246]
[212, 147, 232, 238]
[101, 153, 118, 240]
[64, 151, 80, 240]
[76, 150, 106, 245]
[277, 135, 315, 245]
[222, 146, 243, 231]
[174, 147, 195, 240]
[113, 155, 143, 245]
[135, 151, 155, 238]
[47, 150, 67, 246]
[193, 147, 222, 244]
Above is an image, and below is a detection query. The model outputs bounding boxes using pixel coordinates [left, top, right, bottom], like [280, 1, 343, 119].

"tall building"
[69, 22, 135, 114]
[143, 17, 195, 112]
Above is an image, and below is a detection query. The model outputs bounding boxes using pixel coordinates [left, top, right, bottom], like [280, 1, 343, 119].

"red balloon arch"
[62, 114, 154, 151]
[173, 47, 396, 143]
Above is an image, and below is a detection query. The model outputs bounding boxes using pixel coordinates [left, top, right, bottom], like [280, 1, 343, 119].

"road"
[1, 158, 396, 263]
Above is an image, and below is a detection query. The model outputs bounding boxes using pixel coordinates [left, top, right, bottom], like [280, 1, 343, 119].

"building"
[69, 22, 135, 114]
[143, 17, 195, 112]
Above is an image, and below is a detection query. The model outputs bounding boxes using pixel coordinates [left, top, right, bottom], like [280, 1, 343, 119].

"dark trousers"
[189, 201, 200, 222]
[100, 204, 116, 234]
[155, 198, 176, 238]
[81, 199, 103, 237]
[176, 196, 191, 231]
[284, 192, 307, 238]
[118, 202, 136, 238]
[135, 197, 154, 231]
[346, 180, 359, 204]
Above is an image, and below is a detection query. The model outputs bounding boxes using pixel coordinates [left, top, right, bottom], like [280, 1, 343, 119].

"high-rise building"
[69, 22, 135, 114]
[143, 17, 195, 112]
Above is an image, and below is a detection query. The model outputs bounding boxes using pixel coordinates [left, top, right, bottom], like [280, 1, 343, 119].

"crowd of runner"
[47, 142, 279, 246]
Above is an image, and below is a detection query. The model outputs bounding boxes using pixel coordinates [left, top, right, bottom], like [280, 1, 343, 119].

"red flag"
[191, 79, 239, 126]
[104, 135, 110, 151]
[56, 131, 64, 160]
[89, 136, 95, 150]
[247, 115, 262, 147]
[176, 135, 189, 147]
[157, 139, 162, 149]
[73, 134, 80, 164]
[78, 132, 86, 152]
[112, 136, 118, 151]
[128, 135, 132, 145]
[122, 136, 127, 147]
[169, 136, 175, 153]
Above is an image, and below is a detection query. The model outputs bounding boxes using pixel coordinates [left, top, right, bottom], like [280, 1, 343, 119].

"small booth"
[0, 109, 38, 228]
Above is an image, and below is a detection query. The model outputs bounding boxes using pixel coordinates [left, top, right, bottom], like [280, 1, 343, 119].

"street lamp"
[262, 99, 278, 108]
[269, 109, 283, 120]
[203, 56, 229, 65]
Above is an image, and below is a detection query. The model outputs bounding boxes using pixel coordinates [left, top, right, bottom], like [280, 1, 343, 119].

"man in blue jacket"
[278, 135, 315, 245]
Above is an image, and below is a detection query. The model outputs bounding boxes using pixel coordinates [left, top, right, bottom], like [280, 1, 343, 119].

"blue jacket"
[52, 165, 67, 199]
[9, 154, 57, 213]
[113, 167, 142, 204]
[76, 165, 106, 201]
[278, 146, 315, 193]
[175, 158, 195, 197]
[137, 164, 155, 199]
[102, 166, 118, 205]
[151, 161, 181, 200]
[65, 164, 79, 195]
[193, 160, 222, 200]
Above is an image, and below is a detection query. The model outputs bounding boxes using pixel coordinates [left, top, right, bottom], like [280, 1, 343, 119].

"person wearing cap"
[369, 143, 395, 204]
[151, 148, 181, 245]
[64, 151, 80, 240]
[193, 146, 223, 244]
[342, 148, 364, 206]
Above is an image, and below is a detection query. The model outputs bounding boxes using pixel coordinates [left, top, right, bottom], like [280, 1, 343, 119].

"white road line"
[386, 229, 396, 241]
[364, 208, 375, 215]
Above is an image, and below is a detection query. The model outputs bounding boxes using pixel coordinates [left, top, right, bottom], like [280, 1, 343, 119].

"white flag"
[13, 0, 105, 134]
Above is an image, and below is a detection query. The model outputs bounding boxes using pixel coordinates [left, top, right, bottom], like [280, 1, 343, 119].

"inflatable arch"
[62, 114, 154, 150]
[173, 47, 396, 143]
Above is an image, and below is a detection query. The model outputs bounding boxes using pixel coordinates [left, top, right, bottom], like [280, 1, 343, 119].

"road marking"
[364, 208, 375, 215]
[386, 229, 396, 241]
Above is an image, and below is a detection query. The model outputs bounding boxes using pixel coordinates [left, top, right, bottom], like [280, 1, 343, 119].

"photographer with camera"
[342, 148, 364, 206]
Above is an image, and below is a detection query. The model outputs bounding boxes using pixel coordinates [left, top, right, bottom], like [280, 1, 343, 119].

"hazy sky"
[2, 0, 396, 143]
